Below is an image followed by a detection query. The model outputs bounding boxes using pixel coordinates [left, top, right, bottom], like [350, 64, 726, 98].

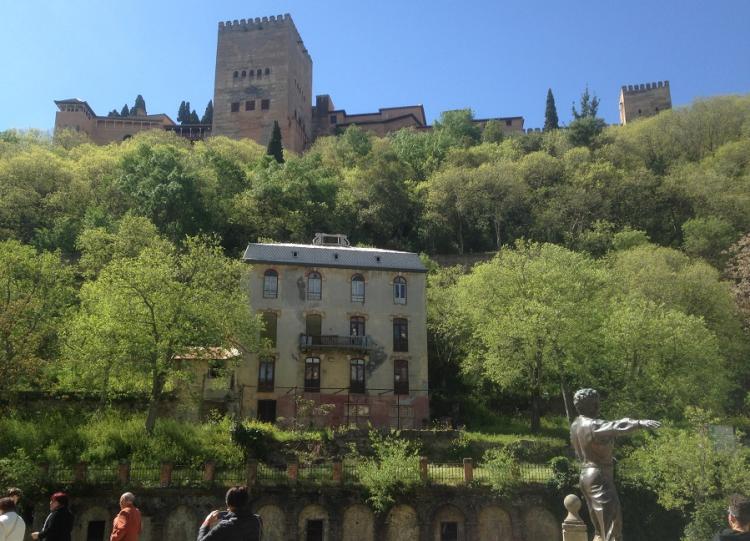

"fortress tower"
[212, 15, 312, 154]
[619, 81, 672, 124]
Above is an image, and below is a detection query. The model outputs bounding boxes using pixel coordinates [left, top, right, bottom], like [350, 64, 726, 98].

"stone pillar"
[419, 456, 428, 482]
[117, 461, 130, 484]
[74, 462, 88, 483]
[332, 461, 343, 484]
[203, 460, 216, 483]
[463, 458, 473, 484]
[159, 462, 173, 487]
[287, 460, 299, 482]
[562, 494, 588, 541]
[246, 460, 258, 487]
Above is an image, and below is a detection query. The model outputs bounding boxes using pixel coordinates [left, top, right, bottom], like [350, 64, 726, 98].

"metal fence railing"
[38, 460, 554, 488]
[428, 463, 464, 485]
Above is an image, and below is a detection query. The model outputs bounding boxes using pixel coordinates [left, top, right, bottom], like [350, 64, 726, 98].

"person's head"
[224, 486, 249, 511]
[0, 497, 16, 515]
[574, 388, 601, 417]
[728, 494, 750, 532]
[119, 492, 135, 509]
[50, 492, 68, 510]
[6, 488, 21, 505]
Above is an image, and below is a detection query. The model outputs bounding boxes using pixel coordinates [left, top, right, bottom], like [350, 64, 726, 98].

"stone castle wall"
[31, 485, 562, 541]
[212, 15, 312, 154]
[618, 81, 672, 124]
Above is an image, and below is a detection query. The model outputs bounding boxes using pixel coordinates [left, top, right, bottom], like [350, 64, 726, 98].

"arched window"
[256, 68, 262, 77]
[350, 359, 365, 393]
[304, 357, 320, 392]
[394, 276, 407, 305]
[263, 269, 278, 298]
[307, 272, 322, 300]
[233, 71, 239, 78]
[241, 70, 246, 77]
[351, 274, 365, 303]
[394, 360, 409, 395]
[265, 67, 271, 75]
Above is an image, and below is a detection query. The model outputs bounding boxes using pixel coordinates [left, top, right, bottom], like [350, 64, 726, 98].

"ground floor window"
[306, 519, 323, 541]
[305, 357, 321, 392]
[441, 521, 458, 541]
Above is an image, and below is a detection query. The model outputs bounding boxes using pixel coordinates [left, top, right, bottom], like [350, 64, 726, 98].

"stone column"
[246, 460, 258, 487]
[561, 494, 588, 541]
[203, 460, 216, 483]
[287, 460, 299, 482]
[332, 461, 343, 484]
[117, 461, 130, 484]
[463, 458, 473, 484]
[159, 462, 173, 487]
[74, 462, 88, 483]
[419, 456, 428, 482]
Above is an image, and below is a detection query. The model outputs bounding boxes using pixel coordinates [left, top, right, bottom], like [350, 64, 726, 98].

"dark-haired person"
[4, 490, 20, 507]
[714, 495, 750, 540]
[0, 497, 25, 541]
[31, 492, 73, 541]
[197, 486, 261, 541]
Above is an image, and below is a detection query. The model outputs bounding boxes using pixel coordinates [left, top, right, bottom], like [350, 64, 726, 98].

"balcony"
[299, 334, 371, 352]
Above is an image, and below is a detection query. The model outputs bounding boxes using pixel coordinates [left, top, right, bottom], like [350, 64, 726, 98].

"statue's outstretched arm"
[593, 418, 661, 437]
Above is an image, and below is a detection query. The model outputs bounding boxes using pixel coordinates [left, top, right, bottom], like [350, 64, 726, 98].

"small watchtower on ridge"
[212, 14, 312, 154]
[619, 81, 672, 124]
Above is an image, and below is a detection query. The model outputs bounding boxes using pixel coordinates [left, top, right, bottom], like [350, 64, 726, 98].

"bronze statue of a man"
[570, 388, 660, 541]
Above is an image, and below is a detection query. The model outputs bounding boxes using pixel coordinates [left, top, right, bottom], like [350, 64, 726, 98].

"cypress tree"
[120, 104, 130, 117]
[108, 109, 120, 117]
[177, 101, 190, 124]
[544, 88, 559, 131]
[189, 110, 200, 124]
[133, 94, 147, 115]
[201, 100, 214, 124]
[266, 120, 284, 163]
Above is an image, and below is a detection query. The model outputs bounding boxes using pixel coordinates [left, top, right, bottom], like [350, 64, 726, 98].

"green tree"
[108, 109, 120, 118]
[621, 409, 750, 541]
[481, 120, 505, 144]
[63, 234, 260, 432]
[189, 110, 200, 124]
[457, 242, 608, 430]
[543, 88, 559, 131]
[120, 104, 130, 117]
[0, 240, 75, 393]
[117, 142, 207, 242]
[572, 85, 600, 119]
[433, 109, 481, 147]
[600, 296, 727, 418]
[266, 121, 284, 163]
[201, 100, 214, 124]
[682, 216, 737, 266]
[569, 86, 606, 147]
[177, 101, 190, 124]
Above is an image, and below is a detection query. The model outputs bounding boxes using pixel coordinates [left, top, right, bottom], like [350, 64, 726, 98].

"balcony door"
[306, 314, 322, 337]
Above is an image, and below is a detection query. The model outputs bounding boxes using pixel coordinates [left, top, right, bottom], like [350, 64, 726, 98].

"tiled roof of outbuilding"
[243, 243, 427, 273]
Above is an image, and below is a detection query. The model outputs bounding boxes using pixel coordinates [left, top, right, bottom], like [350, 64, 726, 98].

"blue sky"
[1, 0, 749, 132]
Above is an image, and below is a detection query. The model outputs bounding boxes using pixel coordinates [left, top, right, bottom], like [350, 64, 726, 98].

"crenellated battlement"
[218, 13, 292, 31]
[621, 81, 670, 94]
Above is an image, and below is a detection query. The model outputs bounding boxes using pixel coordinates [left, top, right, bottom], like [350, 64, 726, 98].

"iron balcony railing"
[299, 334, 371, 352]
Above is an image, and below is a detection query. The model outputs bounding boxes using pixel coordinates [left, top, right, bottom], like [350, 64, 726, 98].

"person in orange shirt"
[110, 493, 141, 541]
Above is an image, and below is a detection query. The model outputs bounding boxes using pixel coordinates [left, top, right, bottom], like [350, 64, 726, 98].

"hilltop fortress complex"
[54, 14, 671, 151]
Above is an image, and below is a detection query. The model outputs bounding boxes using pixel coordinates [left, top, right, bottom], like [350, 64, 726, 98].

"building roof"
[54, 98, 97, 117]
[243, 243, 427, 273]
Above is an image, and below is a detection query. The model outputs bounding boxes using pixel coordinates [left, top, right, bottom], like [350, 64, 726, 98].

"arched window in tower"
[241, 70, 246, 77]
[256, 69, 262, 77]
[265, 67, 271, 75]
[351, 274, 365, 303]
[307, 272, 322, 300]
[233, 71, 239, 78]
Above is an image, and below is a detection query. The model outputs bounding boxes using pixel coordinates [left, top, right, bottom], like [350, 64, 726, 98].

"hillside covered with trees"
[2, 94, 750, 540]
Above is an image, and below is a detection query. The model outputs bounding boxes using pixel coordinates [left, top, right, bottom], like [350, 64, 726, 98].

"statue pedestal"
[561, 494, 589, 541]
